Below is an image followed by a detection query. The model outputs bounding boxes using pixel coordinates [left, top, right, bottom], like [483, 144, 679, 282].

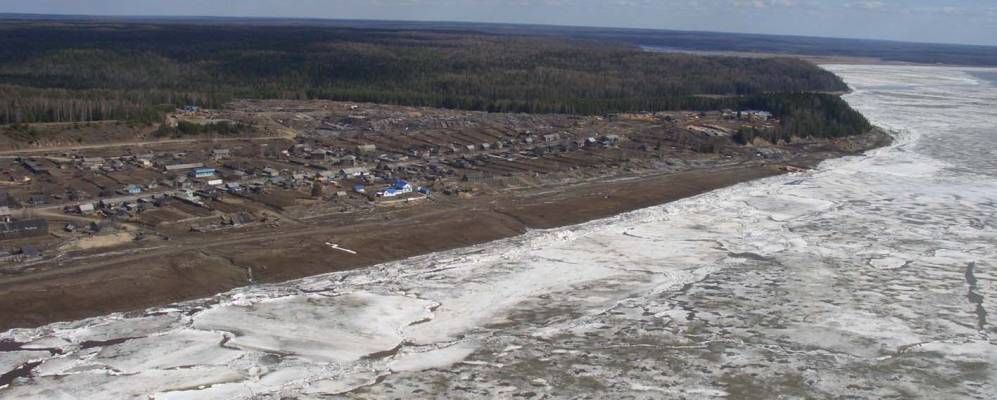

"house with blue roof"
[378, 179, 413, 197]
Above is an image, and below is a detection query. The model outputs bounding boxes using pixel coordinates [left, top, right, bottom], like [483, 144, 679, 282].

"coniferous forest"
[0, 20, 870, 138]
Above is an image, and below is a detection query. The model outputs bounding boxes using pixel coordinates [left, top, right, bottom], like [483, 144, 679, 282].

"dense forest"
[0, 20, 868, 139]
[734, 94, 871, 143]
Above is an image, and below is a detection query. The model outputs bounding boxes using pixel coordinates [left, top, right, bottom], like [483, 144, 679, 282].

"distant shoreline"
[640, 45, 997, 69]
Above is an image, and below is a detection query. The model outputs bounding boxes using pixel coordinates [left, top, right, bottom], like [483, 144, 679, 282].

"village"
[0, 100, 791, 275]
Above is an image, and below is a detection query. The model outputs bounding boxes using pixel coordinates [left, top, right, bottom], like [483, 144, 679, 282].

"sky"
[1, 0, 995, 46]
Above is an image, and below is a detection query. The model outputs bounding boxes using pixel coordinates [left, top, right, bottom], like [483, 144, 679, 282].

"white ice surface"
[193, 292, 436, 363]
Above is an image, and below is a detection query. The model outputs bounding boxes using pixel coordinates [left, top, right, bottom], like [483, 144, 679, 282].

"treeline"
[733, 94, 871, 143]
[0, 85, 175, 124]
[0, 21, 868, 139]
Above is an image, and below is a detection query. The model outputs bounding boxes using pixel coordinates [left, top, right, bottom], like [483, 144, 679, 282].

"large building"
[20, 159, 49, 174]
[164, 162, 205, 172]
[0, 219, 49, 241]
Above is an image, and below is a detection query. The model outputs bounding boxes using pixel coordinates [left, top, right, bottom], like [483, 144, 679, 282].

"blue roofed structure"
[192, 167, 216, 178]
[380, 180, 414, 197]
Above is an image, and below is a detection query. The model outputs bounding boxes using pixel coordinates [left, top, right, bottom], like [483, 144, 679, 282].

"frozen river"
[1, 64, 995, 399]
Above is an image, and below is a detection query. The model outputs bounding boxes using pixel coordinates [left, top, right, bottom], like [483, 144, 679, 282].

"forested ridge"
[0, 21, 868, 139]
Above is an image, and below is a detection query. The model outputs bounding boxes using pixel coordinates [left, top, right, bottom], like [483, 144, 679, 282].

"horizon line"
[1, 11, 995, 49]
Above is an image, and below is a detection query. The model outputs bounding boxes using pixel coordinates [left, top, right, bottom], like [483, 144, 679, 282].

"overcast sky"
[2, 0, 995, 46]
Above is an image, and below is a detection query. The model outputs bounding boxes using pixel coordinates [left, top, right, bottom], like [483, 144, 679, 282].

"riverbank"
[0, 130, 890, 331]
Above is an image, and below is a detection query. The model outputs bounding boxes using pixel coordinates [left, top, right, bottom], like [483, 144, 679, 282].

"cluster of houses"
[431, 132, 624, 157]
[11, 126, 627, 216]
[278, 131, 631, 199]
[346, 133, 625, 180]
[59, 149, 430, 218]
[71, 193, 178, 218]
[10, 120, 645, 228]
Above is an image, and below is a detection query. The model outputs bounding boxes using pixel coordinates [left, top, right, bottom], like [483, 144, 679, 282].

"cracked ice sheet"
[0, 351, 40, 376]
[193, 292, 436, 363]
[94, 330, 242, 373]
[389, 342, 478, 373]
[1, 367, 243, 399]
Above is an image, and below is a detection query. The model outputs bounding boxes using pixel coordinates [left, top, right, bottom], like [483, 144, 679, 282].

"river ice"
[1, 64, 995, 399]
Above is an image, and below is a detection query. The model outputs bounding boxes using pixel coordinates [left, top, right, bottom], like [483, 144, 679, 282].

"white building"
[339, 167, 369, 177]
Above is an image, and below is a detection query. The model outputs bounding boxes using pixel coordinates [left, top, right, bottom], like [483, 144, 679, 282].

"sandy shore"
[0, 132, 890, 330]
